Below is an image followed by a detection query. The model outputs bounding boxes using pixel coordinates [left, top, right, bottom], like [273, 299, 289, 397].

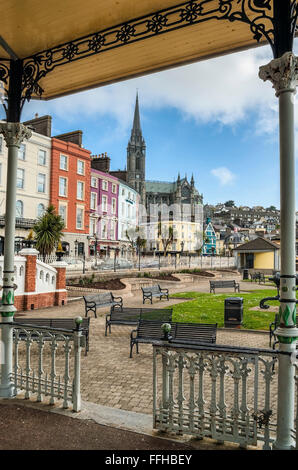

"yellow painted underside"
[0, 0, 277, 99]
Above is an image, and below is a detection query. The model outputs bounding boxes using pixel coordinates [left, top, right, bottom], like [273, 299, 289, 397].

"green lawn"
[170, 289, 289, 330]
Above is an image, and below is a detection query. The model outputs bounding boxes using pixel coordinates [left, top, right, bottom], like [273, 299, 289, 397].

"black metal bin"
[224, 297, 243, 328]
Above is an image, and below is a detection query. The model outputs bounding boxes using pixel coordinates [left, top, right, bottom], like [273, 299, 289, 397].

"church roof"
[145, 180, 176, 194]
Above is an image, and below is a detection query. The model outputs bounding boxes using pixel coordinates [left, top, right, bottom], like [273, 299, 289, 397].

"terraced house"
[0, 116, 52, 254]
[90, 155, 119, 256]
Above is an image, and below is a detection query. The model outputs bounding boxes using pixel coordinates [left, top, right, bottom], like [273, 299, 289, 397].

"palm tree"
[33, 205, 64, 260]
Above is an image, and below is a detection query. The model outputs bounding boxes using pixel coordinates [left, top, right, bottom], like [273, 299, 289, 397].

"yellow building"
[233, 237, 280, 272]
[144, 220, 203, 254]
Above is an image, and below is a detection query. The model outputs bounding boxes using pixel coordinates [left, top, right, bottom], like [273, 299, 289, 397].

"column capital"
[259, 52, 298, 96]
[0, 122, 32, 147]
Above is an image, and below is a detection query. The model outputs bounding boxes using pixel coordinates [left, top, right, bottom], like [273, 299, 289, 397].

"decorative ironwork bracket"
[0, 0, 297, 116]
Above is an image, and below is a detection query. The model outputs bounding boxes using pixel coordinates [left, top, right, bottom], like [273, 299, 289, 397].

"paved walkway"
[5, 274, 276, 450]
[14, 276, 272, 414]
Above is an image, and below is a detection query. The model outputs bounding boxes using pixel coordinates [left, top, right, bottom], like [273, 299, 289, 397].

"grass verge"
[170, 289, 289, 330]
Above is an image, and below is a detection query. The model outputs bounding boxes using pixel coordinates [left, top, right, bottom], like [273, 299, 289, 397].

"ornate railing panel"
[0, 322, 82, 411]
[153, 343, 278, 449]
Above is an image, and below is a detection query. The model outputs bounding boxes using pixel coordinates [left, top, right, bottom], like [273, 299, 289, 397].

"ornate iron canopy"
[0, 0, 297, 120]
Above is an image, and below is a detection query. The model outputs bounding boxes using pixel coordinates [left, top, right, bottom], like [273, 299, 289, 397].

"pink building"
[89, 163, 119, 256]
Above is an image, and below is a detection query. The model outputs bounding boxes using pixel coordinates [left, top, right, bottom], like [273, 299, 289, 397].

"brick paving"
[13, 275, 276, 416]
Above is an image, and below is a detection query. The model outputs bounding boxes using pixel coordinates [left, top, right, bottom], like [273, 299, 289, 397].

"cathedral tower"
[127, 93, 146, 204]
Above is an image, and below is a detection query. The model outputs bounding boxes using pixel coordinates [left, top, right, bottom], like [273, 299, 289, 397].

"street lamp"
[94, 233, 99, 268]
[74, 239, 78, 257]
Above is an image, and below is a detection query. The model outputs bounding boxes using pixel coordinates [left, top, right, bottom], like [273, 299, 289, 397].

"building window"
[59, 204, 67, 226]
[112, 198, 116, 214]
[60, 154, 68, 170]
[37, 173, 46, 193]
[0, 162, 2, 185]
[101, 220, 107, 238]
[77, 181, 84, 200]
[16, 200, 23, 218]
[112, 183, 116, 193]
[17, 168, 24, 189]
[110, 221, 115, 240]
[0, 136, 3, 153]
[122, 188, 125, 196]
[90, 192, 97, 210]
[37, 203, 45, 217]
[59, 177, 67, 197]
[77, 160, 85, 175]
[38, 149, 46, 165]
[91, 176, 97, 188]
[18, 144, 26, 160]
[102, 180, 108, 191]
[102, 195, 107, 212]
[90, 218, 96, 236]
[76, 207, 84, 229]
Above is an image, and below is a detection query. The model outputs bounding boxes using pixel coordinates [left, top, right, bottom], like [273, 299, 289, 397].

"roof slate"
[233, 237, 280, 252]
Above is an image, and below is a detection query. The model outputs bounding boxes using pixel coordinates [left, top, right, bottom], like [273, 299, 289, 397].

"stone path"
[13, 276, 274, 415]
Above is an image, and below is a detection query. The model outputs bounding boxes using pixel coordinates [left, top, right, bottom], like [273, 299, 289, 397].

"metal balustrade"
[0, 321, 82, 411]
[153, 343, 280, 449]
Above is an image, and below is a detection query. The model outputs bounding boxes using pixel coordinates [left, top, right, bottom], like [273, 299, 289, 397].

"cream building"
[0, 124, 51, 253]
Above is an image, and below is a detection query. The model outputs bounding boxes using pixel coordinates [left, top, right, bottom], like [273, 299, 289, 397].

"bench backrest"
[210, 280, 236, 287]
[137, 320, 174, 340]
[13, 317, 90, 331]
[136, 320, 217, 343]
[142, 285, 161, 294]
[174, 322, 217, 344]
[110, 308, 172, 322]
[84, 292, 113, 304]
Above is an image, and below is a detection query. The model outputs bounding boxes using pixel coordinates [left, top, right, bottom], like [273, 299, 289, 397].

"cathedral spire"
[131, 92, 142, 137]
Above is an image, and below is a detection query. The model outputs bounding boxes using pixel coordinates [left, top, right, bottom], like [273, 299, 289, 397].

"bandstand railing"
[153, 342, 283, 449]
[0, 321, 82, 411]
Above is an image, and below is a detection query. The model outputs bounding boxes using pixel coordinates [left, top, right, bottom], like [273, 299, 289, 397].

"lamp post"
[74, 239, 78, 258]
[94, 233, 98, 268]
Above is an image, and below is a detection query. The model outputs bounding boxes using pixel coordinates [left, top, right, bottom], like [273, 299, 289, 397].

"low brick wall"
[14, 290, 67, 311]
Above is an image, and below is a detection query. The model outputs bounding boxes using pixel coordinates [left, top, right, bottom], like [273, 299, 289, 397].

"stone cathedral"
[112, 93, 203, 217]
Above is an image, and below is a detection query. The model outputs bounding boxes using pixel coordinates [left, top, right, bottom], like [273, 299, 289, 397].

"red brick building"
[50, 134, 91, 256]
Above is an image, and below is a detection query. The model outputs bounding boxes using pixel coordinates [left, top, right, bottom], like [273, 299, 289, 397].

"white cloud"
[211, 167, 236, 186]
[20, 42, 298, 144]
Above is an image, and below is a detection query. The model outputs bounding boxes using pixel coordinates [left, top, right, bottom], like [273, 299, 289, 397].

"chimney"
[23, 115, 52, 137]
[54, 130, 83, 147]
[91, 154, 111, 172]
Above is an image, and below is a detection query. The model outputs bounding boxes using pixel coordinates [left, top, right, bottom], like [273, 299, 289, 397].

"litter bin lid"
[225, 297, 243, 302]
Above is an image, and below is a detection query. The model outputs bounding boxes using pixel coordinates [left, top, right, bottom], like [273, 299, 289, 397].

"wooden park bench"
[83, 292, 123, 318]
[12, 317, 90, 356]
[250, 272, 265, 284]
[209, 280, 240, 294]
[130, 320, 217, 358]
[105, 307, 172, 336]
[141, 285, 169, 304]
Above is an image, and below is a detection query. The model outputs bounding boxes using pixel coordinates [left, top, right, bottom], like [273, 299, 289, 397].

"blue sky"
[5, 42, 298, 210]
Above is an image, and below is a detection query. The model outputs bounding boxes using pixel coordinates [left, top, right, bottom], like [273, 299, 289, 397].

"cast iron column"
[259, 52, 298, 450]
[0, 123, 31, 397]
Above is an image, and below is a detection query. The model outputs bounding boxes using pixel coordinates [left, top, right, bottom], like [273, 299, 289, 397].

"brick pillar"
[18, 248, 39, 310]
[51, 261, 68, 306]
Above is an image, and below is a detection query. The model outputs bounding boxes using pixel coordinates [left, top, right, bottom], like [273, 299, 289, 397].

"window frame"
[77, 160, 85, 175]
[37, 172, 46, 193]
[76, 206, 84, 230]
[17, 168, 25, 189]
[59, 176, 67, 197]
[77, 180, 84, 201]
[59, 154, 68, 171]
[38, 149, 47, 166]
